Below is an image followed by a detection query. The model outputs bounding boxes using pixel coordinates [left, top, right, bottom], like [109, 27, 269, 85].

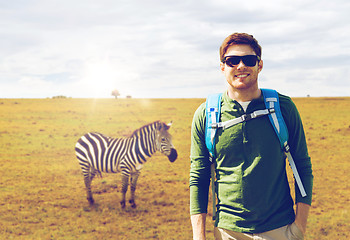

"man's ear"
[258, 59, 263, 73]
[220, 62, 225, 73]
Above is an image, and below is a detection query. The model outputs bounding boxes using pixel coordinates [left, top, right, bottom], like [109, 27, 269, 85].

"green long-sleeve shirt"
[190, 90, 313, 233]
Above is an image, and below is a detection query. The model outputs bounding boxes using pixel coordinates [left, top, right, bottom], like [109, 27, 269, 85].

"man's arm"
[281, 96, 313, 234]
[190, 104, 211, 240]
[191, 213, 207, 240]
[294, 202, 310, 234]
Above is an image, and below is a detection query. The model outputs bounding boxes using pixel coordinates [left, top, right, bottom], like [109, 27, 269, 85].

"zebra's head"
[156, 122, 177, 162]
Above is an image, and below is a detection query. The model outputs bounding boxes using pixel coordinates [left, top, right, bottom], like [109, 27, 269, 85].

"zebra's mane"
[129, 121, 163, 137]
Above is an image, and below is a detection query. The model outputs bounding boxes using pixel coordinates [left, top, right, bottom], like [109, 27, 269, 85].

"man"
[189, 33, 313, 240]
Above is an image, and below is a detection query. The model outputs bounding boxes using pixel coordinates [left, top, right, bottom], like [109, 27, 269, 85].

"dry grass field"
[0, 97, 349, 239]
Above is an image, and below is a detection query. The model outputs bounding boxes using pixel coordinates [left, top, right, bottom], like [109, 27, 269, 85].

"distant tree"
[52, 95, 68, 99]
[111, 89, 120, 99]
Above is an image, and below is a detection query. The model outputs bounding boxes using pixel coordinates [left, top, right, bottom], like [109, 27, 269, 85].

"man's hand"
[191, 213, 207, 240]
[294, 202, 310, 234]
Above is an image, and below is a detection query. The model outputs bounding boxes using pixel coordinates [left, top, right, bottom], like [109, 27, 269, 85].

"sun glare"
[82, 59, 120, 98]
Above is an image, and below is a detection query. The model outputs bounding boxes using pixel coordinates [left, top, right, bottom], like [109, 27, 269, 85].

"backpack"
[205, 89, 306, 219]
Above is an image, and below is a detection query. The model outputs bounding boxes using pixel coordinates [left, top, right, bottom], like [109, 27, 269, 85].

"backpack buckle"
[268, 108, 276, 114]
[283, 142, 290, 152]
[242, 114, 252, 121]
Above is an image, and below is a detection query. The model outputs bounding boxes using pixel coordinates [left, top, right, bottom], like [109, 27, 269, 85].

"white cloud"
[0, 0, 349, 98]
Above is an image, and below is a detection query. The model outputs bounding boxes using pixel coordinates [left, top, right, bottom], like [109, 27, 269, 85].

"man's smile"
[235, 73, 250, 78]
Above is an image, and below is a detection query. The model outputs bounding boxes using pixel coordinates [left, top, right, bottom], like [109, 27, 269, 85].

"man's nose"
[236, 60, 246, 69]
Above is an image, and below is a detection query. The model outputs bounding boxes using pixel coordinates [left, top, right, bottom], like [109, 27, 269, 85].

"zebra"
[75, 121, 177, 208]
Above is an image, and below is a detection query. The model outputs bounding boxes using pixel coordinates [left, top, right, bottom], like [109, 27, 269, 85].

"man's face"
[220, 44, 263, 91]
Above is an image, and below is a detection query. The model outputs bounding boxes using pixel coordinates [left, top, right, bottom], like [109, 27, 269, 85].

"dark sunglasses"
[223, 55, 260, 67]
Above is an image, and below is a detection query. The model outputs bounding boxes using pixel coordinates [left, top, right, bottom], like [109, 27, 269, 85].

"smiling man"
[221, 43, 262, 102]
[190, 33, 313, 240]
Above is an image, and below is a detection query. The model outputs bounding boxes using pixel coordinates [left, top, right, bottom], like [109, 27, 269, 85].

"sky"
[1, 0, 349, 98]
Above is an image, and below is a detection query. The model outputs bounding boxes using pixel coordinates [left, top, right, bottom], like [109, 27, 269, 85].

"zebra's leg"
[129, 171, 140, 208]
[120, 173, 129, 208]
[83, 171, 94, 205]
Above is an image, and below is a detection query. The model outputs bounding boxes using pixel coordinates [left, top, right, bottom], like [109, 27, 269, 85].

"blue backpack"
[205, 89, 306, 219]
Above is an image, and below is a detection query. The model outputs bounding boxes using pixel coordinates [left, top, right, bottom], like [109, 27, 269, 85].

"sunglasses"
[223, 55, 260, 67]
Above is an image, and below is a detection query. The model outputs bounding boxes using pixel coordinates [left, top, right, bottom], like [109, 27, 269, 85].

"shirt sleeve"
[280, 95, 314, 205]
[189, 103, 212, 215]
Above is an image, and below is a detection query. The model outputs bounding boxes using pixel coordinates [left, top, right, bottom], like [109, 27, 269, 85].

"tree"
[111, 89, 120, 99]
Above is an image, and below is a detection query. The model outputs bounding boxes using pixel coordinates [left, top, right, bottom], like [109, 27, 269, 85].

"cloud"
[0, 0, 349, 98]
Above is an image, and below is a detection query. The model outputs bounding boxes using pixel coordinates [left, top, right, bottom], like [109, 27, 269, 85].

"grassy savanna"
[0, 97, 349, 239]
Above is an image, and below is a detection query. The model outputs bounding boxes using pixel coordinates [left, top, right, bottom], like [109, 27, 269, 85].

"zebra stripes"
[75, 121, 177, 208]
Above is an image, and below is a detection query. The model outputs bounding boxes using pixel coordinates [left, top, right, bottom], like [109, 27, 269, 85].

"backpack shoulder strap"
[261, 88, 289, 150]
[205, 93, 222, 220]
[261, 88, 307, 197]
[205, 93, 222, 161]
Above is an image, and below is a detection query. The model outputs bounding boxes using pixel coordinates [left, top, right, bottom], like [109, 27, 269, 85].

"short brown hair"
[219, 33, 262, 62]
